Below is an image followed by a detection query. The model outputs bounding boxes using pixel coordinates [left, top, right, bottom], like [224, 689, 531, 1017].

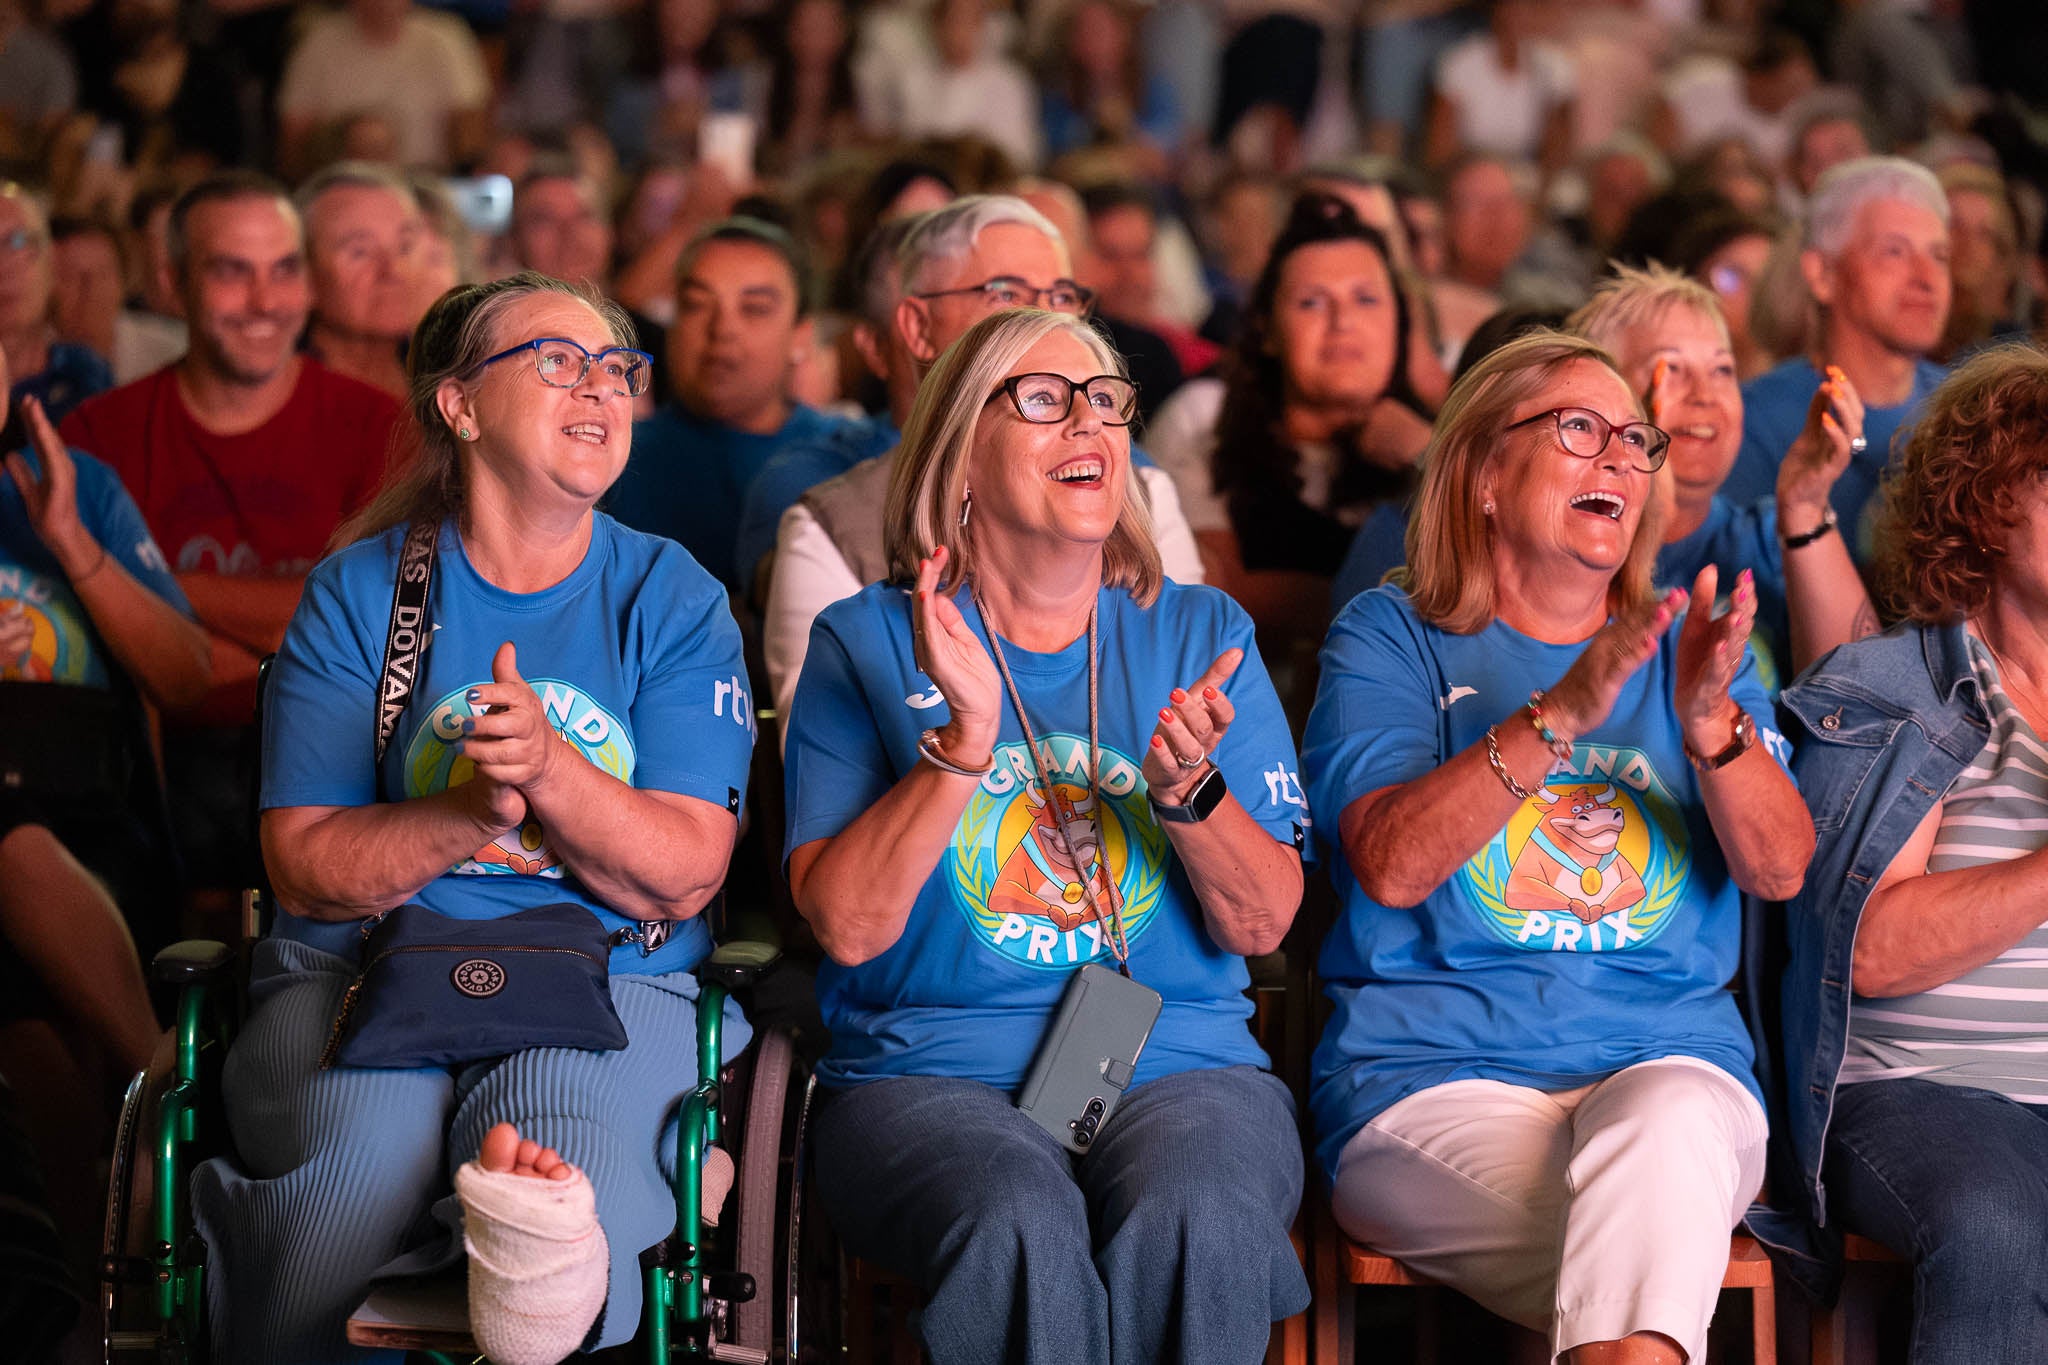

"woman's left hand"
[460, 642, 566, 795]
[1143, 649, 1242, 804]
[1777, 365, 1864, 529]
[5, 396, 101, 581]
[1673, 564, 1755, 751]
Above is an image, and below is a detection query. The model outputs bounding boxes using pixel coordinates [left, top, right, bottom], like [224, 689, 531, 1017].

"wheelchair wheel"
[102, 1053, 198, 1364]
[782, 1073, 844, 1364]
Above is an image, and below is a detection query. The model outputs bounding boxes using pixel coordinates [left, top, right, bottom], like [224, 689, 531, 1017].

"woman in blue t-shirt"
[1303, 330, 1812, 1365]
[784, 307, 1312, 1364]
[191, 274, 758, 1364]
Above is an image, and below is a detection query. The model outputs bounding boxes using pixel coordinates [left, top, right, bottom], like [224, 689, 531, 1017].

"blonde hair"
[1567, 260, 1731, 360]
[1404, 329, 1666, 634]
[884, 307, 1163, 604]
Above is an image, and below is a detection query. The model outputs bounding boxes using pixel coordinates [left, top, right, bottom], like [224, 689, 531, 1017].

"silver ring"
[1176, 750, 1206, 770]
[1849, 435, 1868, 454]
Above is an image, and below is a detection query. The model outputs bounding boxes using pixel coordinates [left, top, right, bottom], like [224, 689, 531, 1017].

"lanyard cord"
[969, 582, 1132, 975]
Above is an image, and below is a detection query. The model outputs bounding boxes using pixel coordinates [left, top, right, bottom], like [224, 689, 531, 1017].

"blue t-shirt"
[9, 342, 114, 428]
[1330, 498, 1412, 615]
[785, 579, 1312, 1091]
[606, 401, 846, 594]
[1302, 586, 1788, 1181]
[260, 515, 757, 976]
[1654, 495, 1787, 694]
[732, 414, 899, 588]
[1723, 357, 1946, 564]
[0, 445, 190, 687]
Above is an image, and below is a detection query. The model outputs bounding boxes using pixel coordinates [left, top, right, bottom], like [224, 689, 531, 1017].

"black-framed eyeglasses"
[1505, 406, 1670, 472]
[913, 276, 1096, 315]
[990, 372, 1139, 426]
[467, 337, 654, 398]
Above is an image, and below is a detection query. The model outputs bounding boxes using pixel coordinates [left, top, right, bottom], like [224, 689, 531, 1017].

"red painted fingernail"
[1160, 708, 1174, 722]
[1204, 687, 1218, 699]
[1152, 736, 1165, 748]
[1171, 688, 1187, 703]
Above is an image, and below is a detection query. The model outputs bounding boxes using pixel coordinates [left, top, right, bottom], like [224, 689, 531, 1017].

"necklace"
[970, 582, 1133, 973]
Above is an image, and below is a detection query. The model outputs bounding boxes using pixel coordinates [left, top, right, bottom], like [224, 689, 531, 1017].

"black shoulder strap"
[375, 520, 440, 763]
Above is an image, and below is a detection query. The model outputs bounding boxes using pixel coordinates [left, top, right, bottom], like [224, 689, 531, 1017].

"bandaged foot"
[701, 1146, 734, 1229]
[456, 1123, 610, 1365]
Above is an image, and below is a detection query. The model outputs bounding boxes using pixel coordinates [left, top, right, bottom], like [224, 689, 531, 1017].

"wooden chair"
[1808, 1234, 1905, 1365]
[1313, 1212, 1778, 1365]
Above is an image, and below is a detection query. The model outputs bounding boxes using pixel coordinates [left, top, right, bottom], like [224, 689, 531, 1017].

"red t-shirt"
[59, 360, 400, 576]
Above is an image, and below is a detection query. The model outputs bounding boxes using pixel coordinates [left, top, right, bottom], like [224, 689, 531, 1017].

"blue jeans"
[1823, 1077, 2048, 1365]
[813, 1066, 1309, 1365]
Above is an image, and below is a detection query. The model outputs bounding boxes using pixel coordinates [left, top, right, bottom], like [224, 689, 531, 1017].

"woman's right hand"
[914, 546, 1002, 763]
[1542, 588, 1685, 741]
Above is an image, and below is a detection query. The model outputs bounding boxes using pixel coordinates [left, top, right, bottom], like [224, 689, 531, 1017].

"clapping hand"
[458, 642, 557, 827]
[1544, 588, 1686, 741]
[1142, 649, 1242, 803]
[1778, 366, 1864, 531]
[1673, 564, 1755, 750]
[913, 546, 1001, 763]
[5, 397, 102, 583]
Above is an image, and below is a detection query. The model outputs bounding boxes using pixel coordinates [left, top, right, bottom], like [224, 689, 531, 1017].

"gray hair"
[1805, 156, 1949, 258]
[856, 215, 923, 327]
[897, 194, 1066, 296]
[295, 161, 422, 235]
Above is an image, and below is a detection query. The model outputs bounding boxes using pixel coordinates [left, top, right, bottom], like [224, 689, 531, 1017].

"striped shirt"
[1840, 632, 2048, 1102]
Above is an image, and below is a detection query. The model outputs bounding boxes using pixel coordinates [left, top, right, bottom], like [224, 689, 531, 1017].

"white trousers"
[1330, 1056, 1767, 1363]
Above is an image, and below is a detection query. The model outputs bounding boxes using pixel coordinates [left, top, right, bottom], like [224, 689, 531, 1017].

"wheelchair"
[100, 891, 809, 1364]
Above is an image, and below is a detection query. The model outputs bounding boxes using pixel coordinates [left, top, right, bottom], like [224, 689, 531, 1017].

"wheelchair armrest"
[151, 939, 237, 988]
[700, 939, 781, 992]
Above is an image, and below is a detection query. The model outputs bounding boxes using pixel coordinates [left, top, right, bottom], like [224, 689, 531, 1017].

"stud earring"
[1483, 499, 1496, 515]
[959, 488, 973, 528]
[458, 427, 474, 441]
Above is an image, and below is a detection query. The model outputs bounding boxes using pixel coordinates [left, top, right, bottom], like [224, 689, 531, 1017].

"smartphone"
[444, 174, 514, 237]
[698, 112, 758, 187]
[1016, 963, 1162, 1155]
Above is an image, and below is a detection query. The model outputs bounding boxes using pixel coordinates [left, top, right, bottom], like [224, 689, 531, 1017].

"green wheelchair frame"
[107, 930, 782, 1364]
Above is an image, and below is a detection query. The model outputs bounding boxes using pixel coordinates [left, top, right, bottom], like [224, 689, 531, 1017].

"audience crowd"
[7, 0, 2048, 1359]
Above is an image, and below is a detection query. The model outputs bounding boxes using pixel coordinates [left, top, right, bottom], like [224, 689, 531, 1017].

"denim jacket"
[1745, 618, 1988, 1293]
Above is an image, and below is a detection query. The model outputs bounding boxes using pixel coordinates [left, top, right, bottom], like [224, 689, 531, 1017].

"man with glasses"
[2, 184, 112, 426]
[60, 171, 399, 896]
[756, 194, 1203, 741]
[605, 217, 852, 595]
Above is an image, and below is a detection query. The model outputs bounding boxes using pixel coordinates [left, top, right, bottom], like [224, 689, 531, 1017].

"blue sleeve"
[76, 451, 191, 616]
[1300, 592, 1443, 840]
[627, 555, 757, 811]
[1201, 596, 1312, 856]
[261, 556, 382, 810]
[782, 615, 896, 856]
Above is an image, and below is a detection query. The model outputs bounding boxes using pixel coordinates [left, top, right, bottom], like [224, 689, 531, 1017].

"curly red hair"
[1877, 344, 2048, 624]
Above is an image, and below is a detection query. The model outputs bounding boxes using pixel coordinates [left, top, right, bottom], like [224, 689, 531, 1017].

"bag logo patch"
[451, 958, 506, 997]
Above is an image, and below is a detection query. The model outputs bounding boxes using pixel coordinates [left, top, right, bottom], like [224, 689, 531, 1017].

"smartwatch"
[1149, 766, 1228, 824]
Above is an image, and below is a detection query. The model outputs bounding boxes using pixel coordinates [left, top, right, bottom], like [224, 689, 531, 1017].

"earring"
[1483, 499, 1496, 516]
[959, 488, 973, 528]
[457, 427, 474, 441]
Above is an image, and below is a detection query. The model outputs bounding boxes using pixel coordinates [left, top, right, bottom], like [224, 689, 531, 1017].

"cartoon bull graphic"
[989, 782, 1124, 932]
[1503, 783, 1647, 925]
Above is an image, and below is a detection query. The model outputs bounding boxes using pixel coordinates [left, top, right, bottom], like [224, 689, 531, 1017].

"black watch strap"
[1150, 766, 1228, 823]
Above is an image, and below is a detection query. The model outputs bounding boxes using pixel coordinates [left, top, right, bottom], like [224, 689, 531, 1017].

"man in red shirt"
[61, 171, 398, 886]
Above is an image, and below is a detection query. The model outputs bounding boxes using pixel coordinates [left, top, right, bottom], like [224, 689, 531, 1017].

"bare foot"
[477, 1121, 576, 1182]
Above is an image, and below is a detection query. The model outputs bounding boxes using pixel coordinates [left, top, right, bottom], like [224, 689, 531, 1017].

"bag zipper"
[318, 936, 610, 1069]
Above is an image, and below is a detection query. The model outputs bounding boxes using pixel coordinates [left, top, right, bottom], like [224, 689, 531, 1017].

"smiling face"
[902, 222, 1074, 362]
[453, 293, 634, 511]
[1610, 302, 1741, 512]
[1270, 238, 1398, 415]
[1484, 357, 1653, 581]
[179, 194, 311, 386]
[966, 329, 1131, 557]
[1814, 195, 1952, 361]
[671, 236, 803, 430]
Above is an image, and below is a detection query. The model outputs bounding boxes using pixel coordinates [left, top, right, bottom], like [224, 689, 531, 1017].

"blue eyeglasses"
[468, 337, 654, 398]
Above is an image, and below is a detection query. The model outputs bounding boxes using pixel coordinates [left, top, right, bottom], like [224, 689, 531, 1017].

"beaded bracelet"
[1525, 690, 1574, 761]
[1483, 725, 1538, 800]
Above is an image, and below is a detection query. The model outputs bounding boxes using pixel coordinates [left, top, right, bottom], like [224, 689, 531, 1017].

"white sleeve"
[1138, 466, 1205, 585]
[764, 502, 864, 755]
[1142, 378, 1227, 533]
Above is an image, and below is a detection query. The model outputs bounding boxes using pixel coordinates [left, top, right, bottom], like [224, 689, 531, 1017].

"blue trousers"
[190, 938, 749, 1364]
[813, 1066, 1310, 1365]
[1823, 1077, 2048, 1365]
